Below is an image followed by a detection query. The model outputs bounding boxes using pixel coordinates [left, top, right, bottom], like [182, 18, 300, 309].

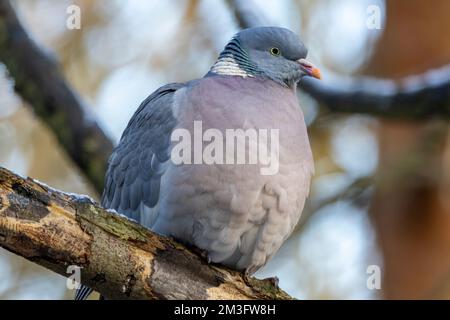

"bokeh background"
[0, 0, 449, 299]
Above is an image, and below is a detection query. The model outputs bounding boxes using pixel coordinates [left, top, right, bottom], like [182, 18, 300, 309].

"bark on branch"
[226, 0, 450, 119]
[0, 0, 114, 193]
[0, 166, 291, 300]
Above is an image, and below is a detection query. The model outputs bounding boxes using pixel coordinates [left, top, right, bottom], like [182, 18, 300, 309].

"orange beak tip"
[312, 68, 322, 80]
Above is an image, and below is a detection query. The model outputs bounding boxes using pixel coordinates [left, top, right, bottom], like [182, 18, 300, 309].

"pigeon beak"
[297, 58, 321, 80]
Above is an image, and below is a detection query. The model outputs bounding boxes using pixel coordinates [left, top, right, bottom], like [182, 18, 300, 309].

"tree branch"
[225, 0, 450, 119]
[0, 0, 114, 193]
[0, 166, 291, 300]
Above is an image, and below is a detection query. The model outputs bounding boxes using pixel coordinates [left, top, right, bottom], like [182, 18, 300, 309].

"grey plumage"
[76, 26, 318, 300]
[102, 83, 182, 219]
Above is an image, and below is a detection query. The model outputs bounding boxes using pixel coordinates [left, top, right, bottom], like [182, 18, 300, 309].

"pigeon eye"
[270, 47, 281, 56]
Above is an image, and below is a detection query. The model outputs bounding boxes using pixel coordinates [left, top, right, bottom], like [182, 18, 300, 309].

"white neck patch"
[210, 56, 252, 78]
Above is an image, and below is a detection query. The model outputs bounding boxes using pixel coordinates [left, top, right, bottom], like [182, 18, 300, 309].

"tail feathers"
[75, 285, 93, 300]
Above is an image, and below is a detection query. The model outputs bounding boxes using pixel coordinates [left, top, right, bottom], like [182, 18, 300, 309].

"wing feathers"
[100, 83, 184, 219]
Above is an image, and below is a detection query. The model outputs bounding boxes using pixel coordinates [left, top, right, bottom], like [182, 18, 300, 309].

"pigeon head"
[210, 26, 321, 87]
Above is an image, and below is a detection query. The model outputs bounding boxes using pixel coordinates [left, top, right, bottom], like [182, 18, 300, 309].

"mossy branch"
[0, 166, 292, 300]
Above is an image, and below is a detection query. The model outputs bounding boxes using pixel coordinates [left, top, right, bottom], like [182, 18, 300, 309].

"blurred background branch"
[226, 0, 450, 119]
[0, 0, 113, 194]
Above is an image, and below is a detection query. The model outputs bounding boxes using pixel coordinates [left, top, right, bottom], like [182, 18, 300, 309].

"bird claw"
[263, 276, 279, 288]
[242, 271, 279, 289]
[190, 246, 211, 264]
[243, 269, 252, 285]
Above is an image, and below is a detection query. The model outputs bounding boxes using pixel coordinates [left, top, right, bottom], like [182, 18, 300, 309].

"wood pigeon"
[76, 26, 319, 300]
